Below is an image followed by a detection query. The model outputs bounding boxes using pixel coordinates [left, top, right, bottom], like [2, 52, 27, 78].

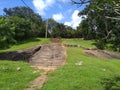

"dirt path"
[25, 43, 66, 90]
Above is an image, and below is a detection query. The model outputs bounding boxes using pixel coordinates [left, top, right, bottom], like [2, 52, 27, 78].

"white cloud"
[33, 0, 45, 15]
[46, 0, 55, 6]
[33, 0, 55, 15]
[52, 13, 64, 21]
[64, 22, 72, 26]
[72, 10, 82, 29]
[64, 10, 82, 29]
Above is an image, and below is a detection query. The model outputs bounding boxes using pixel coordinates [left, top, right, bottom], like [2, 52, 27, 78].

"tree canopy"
[72, 0, 120, 51]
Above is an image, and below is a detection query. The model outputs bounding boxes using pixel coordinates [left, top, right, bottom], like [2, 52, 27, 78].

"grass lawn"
[0, 60, 40, 90]
[0, 38, 50, 52]
[62, 39, 96, 48]
[42, 39, 120, 90]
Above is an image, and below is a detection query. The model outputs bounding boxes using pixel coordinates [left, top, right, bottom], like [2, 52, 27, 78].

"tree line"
[0, 2, 120, 52]
[0, 6, 76, 49]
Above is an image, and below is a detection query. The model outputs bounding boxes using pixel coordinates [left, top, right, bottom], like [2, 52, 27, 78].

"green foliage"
[0, 6, 46, 49]
[77, 19, 96, 39]
[74, 0, 120, 51]
[4, 6, 44, 38]
[0, 16, 16, 48]
[7, 16, 32, 41]
[101, 76, 120, 90]
[46, 18, 76, 38]
[0, 60, 40, 90]
[94, 40, 106, 50]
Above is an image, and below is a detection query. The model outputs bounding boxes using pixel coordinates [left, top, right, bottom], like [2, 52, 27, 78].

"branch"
[71, 0, 90, 6]
[105, 16, 120, 20]
[96, 6, 105, 11]
[105, 30, 112, 40]
[102, 30, 112, 40]
[114, 9, 120, 15]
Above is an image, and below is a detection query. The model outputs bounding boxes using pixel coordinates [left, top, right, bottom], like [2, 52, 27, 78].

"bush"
[95, 40, 106, 50]
[101, 76, 120, 90]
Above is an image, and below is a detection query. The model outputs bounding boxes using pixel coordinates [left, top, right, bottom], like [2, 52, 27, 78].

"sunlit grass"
[0, 60, 40, 90]
[0, 38, 48, 89]
[42, 47, 120, 90]
[0, 38, 50, 52]
[62, 39, 96, 48]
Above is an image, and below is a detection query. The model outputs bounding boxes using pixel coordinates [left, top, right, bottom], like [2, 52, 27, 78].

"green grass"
[0, 38, 50, 52]
[42, 47, 120, 90]
[62, 39, 96, 48]
[0, 60, 40, 90]
[0, 38, 49, 89]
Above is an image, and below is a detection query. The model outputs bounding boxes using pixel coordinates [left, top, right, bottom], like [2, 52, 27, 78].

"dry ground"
[26, 43, 66, 90]
[84, 49, 120, 60]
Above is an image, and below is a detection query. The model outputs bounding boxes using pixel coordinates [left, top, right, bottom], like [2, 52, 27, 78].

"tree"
[72, 0, 120, 51]
[0, 6, 46, 48]
[7, 16, 32, 41]
[45, 18, 76, 38]
[3, 6, 44, 37]
[0, 16, 15, 48]
[4, 7, 34, 19]
[77, 19, 96, 39]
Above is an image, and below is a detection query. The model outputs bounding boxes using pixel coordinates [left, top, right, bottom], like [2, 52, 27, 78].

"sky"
[0, 0, 85, 29]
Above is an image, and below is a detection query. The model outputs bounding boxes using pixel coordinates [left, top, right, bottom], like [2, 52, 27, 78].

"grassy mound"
[0, 38, 50, 52]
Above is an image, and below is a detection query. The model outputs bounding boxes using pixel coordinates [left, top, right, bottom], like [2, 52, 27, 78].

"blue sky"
[0, 0, 85, 29]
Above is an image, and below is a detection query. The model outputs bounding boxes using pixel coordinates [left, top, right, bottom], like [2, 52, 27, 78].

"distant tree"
[45, 18, 58, 38]
[77, 19, 96, 39]
[45, 18, 76, 38]
[4, 7, 34, 19]
[7, 16, 32, 41]
[3, 6, 45, 37]
[0, 16, 15, 48]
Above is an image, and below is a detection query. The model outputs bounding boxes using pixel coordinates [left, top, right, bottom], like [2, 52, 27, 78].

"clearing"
[0, 38, 120, 90]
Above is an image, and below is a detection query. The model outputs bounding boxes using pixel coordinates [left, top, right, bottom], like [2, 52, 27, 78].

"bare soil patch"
[30, 43, 66, 68]
[26, 43, 66, 90]
[84, 49, 120, 60]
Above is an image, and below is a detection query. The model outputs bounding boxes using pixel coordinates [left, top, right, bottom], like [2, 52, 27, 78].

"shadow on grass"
[16, 38, 41, 45]
[101, 76, 120, 90]
[0, 45, 41, 62]
[0, 51, 31, 62]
